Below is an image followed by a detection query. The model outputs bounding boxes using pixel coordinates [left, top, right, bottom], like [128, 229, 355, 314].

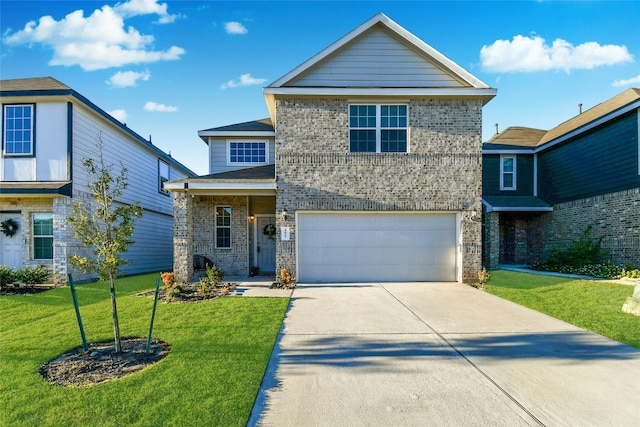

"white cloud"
[114, 0, 177, 23]
[480, 35, 633, 73]
[144, 101, 177, 112]
[612, 74, 640, 87]
[3, 0, 184, 71]
[220, 73, 267, 89]
[108, 109, 128, 122]
[107, 70, 151, 87]
[224, 21, 247, 35]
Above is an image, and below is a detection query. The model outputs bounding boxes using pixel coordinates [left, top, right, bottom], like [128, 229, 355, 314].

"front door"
[0, 213, 23, 268]
[255, 216, 276, 274]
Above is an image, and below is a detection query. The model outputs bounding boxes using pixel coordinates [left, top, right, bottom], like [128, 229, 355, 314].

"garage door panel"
[298, 212, 458, 282]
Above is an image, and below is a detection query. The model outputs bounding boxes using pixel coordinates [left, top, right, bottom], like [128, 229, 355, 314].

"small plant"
[15, 266, 50, 284]
[160, 272, 175, 287]
[0, 265, 16, 287]
[203, 264, 224, 286]
[280, 268, 292, 285]
[198, 279, 211, 297]
[164, 282, 184, 302]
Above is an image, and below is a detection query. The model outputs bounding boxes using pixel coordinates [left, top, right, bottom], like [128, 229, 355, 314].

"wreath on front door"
[1, 218, 19, 237]
[263, 224, 276, 239]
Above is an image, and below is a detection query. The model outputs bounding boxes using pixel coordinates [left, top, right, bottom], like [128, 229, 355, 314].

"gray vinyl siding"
[208, 137, 276, 174]
[289, 27, 465, 88]
[538, 110, 640, 204]
[482, 154, 535, 196]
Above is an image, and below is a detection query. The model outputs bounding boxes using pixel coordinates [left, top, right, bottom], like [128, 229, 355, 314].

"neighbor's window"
[33, 213, 53, 260]
[215, 206, 231, 249]
[349, 104, 407, 153]
[3, 104, 34, 155]
[500, 155, 516, 190]
[228, 141, 267, 164]
[159, 159, 170, 194]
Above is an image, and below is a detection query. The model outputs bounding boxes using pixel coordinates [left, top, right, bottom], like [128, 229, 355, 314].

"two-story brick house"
[483, 88, 640, 268]
[167, 13, 496, 283]
[1, 77, 195, 283]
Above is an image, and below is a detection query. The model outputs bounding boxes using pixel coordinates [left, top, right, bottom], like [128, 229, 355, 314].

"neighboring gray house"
[482, 88, 640, 268]
[167, 13, 496, 283]
[0, 77, 195, 284]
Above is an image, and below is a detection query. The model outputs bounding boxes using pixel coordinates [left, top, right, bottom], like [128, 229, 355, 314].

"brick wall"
[544, 188, 640, 266]
[191, 195, 249, 278]
[275, 97, 484, 281]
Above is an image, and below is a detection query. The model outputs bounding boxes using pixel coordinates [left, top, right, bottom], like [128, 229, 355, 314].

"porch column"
[173, 192, 193, 283]
[486, 211, 500, 269]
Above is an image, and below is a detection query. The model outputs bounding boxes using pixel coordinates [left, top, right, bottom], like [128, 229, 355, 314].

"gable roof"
[198, 118, 275, 142]
[537, 87, 640, 146]
[263, 13, 496, 121]
[483, 88, 640, 154]
[1, 77, 196, 177]
[485, 127, 547, 148]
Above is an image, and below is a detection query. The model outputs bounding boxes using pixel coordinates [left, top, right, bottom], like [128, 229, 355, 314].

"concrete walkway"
[249, 282, 640, 426]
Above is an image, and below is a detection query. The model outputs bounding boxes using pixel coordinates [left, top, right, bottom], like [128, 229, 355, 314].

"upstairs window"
[349, 104, 407, 153]
[159, 159, 170, 194]
[215, 206, 232, 249]
[33, 213, 53, 260]
[3, 104, 34, 155]
[500, 155, 516, 190]
[228, 141, 267, 164]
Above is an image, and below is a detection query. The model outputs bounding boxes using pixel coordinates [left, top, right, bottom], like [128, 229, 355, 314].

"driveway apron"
[250, 282, 640, 426]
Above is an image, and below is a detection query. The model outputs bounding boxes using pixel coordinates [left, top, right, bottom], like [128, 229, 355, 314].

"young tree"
[68, 136, 143, 353]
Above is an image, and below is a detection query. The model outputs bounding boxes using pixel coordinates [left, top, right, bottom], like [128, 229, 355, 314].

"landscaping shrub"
[545, 226, 604, 268]
[0, 265, 16, 286]
[15, 266, 50, 284]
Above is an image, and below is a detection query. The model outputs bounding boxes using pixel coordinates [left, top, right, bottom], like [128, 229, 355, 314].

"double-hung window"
[228, 141, 267, 164]
[500, 155, 516, 190]
[215, 206, 232, 249]
[159, 159, 170, 194]
[3, 104, 34, 155]
[33, 213, 53, 260]
[349, 104, 407, 153]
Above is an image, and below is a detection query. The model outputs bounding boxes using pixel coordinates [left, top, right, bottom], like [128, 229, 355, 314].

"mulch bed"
[1, 285, 53, 296]
[137, 282, 237, 302]
[39, 338, 171, 387]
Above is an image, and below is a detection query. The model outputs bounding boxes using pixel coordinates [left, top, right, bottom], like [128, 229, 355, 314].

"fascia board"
[197, 131, 276, 138]
[491, 207, 553, 212]
[263, 87, 497, 98]
[164, 182, 277, 191]
[482, 148, 535, 155]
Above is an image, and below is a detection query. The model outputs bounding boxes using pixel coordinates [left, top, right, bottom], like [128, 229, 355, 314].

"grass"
[0, 272, 290, 427]
[485, 270, 640, 349]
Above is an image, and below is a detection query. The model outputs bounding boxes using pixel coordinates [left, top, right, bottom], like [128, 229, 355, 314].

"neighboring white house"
[0, 77, 195, 284]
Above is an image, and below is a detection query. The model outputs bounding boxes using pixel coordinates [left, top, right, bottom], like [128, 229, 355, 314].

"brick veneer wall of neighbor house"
[275, 97, 484, 281]
[544, 188, 640, 266]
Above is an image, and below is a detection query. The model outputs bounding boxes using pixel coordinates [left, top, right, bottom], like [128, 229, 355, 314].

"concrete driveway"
[249, 282, 640, 426]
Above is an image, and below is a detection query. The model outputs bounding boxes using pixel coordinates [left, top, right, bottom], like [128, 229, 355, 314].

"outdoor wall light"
[282, 209, 288, 221]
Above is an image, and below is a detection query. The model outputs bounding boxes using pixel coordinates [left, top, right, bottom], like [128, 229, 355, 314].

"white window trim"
[348, 104, 409, 153]
[226, 140, 269, 165]
[500, 155, 517, 191]
[33, 212, 53, 260]
[158, 159, 170, 194]
[3, 104, 35, 156]
[215, 205, 232, 249]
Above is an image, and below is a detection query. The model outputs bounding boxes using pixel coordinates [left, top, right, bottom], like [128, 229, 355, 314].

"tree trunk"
[109, 274, 122, 353]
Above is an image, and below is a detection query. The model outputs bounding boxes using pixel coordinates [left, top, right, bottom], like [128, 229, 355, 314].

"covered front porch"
[166, 165, 277, 283]
[483, 196, 553, 269]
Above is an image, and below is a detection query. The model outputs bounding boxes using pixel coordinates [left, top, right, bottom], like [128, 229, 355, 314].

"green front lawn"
[485, 270, 640, 349]
[0, 273, 289, 426]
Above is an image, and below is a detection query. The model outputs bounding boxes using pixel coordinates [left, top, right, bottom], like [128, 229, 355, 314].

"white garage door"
[297, 212, 458, 282]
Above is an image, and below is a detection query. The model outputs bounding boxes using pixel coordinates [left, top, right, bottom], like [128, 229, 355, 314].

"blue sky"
[1, 0, 639, 175]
